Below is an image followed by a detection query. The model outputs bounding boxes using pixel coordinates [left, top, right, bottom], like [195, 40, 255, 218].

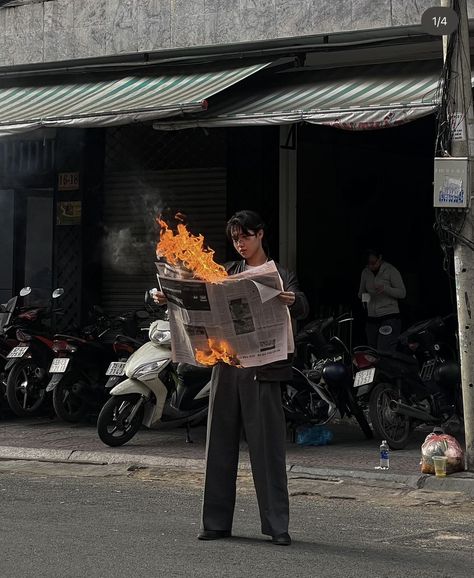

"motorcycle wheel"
[52, 375, 88, 423]
[97, 394, 144, 447]
[346, 389, 373, 440]
[368, 382, 411, 449]
[6, 359, 48, 417]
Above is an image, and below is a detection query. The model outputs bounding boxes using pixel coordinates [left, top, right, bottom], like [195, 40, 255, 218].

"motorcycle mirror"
[145, 287, 158, 305]
[19, 286, 32, 297]
[52, 287, 64, 299]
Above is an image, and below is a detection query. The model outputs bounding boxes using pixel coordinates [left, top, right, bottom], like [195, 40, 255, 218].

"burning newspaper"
[156, 260, 294, 367]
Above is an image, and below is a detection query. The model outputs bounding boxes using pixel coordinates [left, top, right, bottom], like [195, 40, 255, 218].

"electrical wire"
[433, 0, 474, 294]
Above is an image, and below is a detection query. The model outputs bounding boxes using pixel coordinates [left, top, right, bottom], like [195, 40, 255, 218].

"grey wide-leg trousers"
[200, 364, 289, 536]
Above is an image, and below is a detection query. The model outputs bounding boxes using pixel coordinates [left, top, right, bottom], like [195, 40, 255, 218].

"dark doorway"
[297, 116, 453, 343]
[12, 189, 54, 304]
[0, 189, 14, 303]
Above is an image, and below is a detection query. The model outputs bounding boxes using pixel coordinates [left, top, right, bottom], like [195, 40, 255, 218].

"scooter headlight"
[133, 359, 169, 379]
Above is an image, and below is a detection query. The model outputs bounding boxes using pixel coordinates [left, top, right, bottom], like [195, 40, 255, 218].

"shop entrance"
[0, 188, 54, 304]
[297, 115, 453, 344]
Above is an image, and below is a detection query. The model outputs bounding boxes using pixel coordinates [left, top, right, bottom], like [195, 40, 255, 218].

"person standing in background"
[358, 249, 406, 351]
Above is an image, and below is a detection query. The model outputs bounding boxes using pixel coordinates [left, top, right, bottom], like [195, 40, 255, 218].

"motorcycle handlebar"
[335, 312, 353, 323]
[329, 335, 351, 358]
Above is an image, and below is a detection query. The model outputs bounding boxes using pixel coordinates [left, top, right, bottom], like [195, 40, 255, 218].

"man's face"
[368, 254, 382, 272]
[231, 226, 263, 260]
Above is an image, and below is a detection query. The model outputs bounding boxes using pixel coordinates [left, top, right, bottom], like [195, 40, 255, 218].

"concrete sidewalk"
[1, 413, 473, 496]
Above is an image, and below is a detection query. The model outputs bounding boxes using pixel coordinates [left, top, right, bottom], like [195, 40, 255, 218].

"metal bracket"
[280, 124, 297, 150]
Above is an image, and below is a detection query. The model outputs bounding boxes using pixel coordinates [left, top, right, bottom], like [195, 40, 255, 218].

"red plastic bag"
[421, 431, 464, 475]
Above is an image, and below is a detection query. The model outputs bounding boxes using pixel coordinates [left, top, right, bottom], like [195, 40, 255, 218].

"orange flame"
[156, 216, 228, 283]
[195, 339, 241, 367]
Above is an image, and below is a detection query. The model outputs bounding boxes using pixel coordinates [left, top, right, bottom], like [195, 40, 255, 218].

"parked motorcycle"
[352, 314, 461, 449]
[4, 287, 63, 417]
[102, 308, 152, 391]
[46, 307, 137, 422]
[97, 317, 211, 447]
[282, 314, 373, 439]
[103, 332, 148, 391]
[0, 292, 22, 411]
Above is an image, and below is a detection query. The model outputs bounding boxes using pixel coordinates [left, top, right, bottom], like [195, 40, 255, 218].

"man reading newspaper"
[153, 210, 308, 546]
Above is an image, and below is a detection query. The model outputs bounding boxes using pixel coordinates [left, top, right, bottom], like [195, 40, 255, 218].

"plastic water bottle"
[379, 440, 390, 469]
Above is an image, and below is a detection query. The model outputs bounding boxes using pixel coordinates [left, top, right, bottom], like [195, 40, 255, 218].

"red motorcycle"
[4, 288, 63, 417]
[0, 292, 22, 412]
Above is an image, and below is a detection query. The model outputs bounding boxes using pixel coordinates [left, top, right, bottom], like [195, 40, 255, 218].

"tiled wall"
[0, 0, 473, 66]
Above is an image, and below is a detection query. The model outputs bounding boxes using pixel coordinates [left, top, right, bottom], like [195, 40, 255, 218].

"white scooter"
[97, 318, 211, 447]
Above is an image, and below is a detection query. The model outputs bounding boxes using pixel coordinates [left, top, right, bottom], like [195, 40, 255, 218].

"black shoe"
[198, 530, 231, 541]
[272, 532, 291, 546]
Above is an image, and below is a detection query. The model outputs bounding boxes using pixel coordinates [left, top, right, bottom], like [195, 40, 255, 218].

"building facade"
[0, 0, 467, 335]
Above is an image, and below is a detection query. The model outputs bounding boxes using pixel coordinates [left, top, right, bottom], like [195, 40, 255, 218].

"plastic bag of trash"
[296, 425, 333, 447]
[420, 429, 464, 475]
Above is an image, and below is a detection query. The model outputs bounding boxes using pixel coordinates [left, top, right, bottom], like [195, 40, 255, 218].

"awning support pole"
[444, 0, 474, 470]
[279, 124, 297, 271]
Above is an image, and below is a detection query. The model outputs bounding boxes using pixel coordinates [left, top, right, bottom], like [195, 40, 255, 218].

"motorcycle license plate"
[354, 368, 376, 387]
[49, 358, 70, 373]
[7, 346, 29, 358]
[106, 362, 126, 377]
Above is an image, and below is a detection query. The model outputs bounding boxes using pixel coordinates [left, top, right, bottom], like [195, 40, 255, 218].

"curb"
[289, 464, 425, 489]
[421, 473, 474, 495]
[1, 445, 474, 497]
[0, 445, 207, 469]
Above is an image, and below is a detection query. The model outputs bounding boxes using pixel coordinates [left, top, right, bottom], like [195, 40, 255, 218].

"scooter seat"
[377, 349, 418, 366]
[115, 334, 143, 347]
[177, 362, 212, 378]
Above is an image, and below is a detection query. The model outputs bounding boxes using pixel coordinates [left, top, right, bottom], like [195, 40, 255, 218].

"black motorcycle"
[47, 308, 149, 422]
[103, 311, 151, 391]
[282, 314, 373, 440]
[353, 315, 461, 449]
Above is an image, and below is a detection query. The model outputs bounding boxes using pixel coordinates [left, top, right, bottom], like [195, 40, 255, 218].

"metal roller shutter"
[101, 167, 227, 316]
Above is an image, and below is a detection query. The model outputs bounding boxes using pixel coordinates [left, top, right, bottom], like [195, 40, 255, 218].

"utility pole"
[443, 0, 474, 469]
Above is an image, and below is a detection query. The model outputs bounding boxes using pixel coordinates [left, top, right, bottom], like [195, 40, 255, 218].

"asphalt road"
[1, 462, 473, 578]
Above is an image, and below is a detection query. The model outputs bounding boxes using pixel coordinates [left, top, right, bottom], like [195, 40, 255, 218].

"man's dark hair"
[226, 210, 266, 240]
[226, 210, 269, 255]
[367, 247, 383, 259]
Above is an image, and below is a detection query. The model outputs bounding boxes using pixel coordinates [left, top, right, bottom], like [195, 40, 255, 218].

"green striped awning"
[154, 61, 448, 131]
[0, 63, 269, 136]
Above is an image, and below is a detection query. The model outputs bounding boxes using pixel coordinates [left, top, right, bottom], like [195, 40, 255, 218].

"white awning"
[0, 63, 269, 136]
[154, 61, 448, 131]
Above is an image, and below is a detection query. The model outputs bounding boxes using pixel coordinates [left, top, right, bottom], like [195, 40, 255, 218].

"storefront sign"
[57, 201, 82, 225]
[58, 172, 79, 191]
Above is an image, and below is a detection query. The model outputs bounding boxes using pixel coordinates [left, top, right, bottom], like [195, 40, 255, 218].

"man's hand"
[152, 291, 168, 305]
[277, 291, 296, 306]
[375, 284, 385, 294]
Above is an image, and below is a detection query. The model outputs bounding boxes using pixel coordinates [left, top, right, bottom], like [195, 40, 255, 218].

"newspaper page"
[157, 260, 293, 368]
